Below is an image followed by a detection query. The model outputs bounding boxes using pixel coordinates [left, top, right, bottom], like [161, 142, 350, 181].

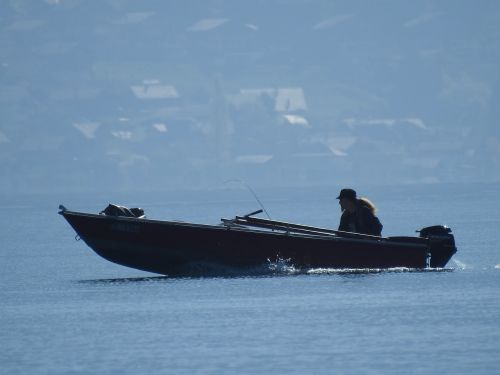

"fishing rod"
[224, 179, 272, 220]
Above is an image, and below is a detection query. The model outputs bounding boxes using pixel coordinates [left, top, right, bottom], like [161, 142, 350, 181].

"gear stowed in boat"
[59, 204, 457, 276]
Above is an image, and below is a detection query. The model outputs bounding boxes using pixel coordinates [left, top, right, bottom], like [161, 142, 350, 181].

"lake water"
[1, 183, 499, 374]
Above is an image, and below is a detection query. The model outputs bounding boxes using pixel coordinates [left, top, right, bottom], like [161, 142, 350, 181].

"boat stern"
[418, 225, 457, 268]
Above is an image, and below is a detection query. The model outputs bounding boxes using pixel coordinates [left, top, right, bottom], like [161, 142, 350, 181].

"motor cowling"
[418, 225, 452, 238]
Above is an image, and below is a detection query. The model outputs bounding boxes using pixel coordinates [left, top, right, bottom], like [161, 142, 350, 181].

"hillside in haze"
[1, 0, 499, 192]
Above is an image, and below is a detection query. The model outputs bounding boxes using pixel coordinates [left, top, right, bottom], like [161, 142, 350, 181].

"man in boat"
[337, 188, 383, 236]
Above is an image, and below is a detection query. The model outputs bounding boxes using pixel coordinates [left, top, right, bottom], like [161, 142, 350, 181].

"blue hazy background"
[1, 0, 499, 192]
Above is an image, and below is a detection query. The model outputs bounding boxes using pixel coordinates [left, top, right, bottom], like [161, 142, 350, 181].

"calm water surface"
[1, 183, 499, 374]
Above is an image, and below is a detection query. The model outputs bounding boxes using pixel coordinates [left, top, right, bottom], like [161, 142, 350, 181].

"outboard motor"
[417, 225, 457, 268]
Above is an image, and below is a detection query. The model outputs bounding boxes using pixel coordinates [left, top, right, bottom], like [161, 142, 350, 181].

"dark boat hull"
[59, 209, 457, 275]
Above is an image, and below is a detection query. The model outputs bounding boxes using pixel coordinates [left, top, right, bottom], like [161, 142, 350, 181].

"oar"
[234, 215, 383, 240]
[230, 217, 337, 237]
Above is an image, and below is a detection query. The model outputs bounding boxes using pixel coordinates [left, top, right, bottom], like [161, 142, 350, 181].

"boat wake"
[451, 258, 468, 270]
[266, 258, 453, 275]
[305, 267, 453, 275]
[78, 259, 453, 284]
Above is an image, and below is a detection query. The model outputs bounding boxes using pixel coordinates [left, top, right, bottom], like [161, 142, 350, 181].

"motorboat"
[59, 204, 457, 275]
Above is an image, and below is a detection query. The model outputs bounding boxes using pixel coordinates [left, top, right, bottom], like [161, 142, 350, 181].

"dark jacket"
[338, 202, 383, 236]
